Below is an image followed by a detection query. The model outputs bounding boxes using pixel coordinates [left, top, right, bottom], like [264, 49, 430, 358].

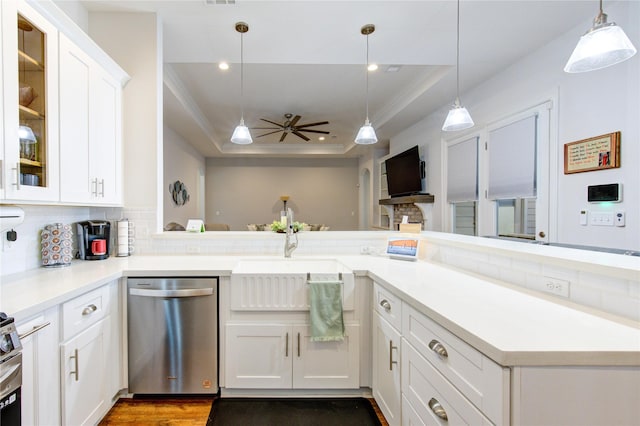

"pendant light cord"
[240, 31, 245, 121]
[455, 0, 461, 103]
[365, 33, 370, 121]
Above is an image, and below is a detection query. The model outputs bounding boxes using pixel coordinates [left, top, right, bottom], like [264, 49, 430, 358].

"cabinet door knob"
[379, 299, 391, 312]
[82, 304, 98, 316]
[428, 339, 449, 358]
[428, 397, 448, 421]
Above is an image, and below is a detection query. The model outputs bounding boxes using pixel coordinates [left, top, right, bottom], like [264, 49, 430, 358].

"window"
[447, 137, 478, 235]
[444, 100, 553, 241]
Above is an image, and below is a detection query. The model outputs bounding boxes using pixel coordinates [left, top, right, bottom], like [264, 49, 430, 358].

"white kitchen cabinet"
[1, 0, 60, 202]
[59, 33, 122, 205]
[226, 323, 360, 389]
[59, 283, 116, 426]
[373, 312, 402, 426]
[16, 307, 60, 426]
[372, 283, 402, 426]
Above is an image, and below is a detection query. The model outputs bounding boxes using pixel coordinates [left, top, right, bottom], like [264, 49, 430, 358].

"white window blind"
[447, 137, 478, 203]
[488, 115, 537, 199]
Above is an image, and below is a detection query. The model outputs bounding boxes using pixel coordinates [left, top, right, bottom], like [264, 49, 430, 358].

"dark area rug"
[206, 397, 382, 426]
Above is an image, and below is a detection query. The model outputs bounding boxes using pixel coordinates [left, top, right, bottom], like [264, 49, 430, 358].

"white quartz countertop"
[1, 254, 638, 367]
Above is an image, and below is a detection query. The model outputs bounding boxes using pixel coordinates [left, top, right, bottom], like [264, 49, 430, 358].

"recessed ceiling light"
[319, 136, 325, 141]
[218, 62, 229, 70]
[386, 65, 402, 73]
[367, 63, 378, 72]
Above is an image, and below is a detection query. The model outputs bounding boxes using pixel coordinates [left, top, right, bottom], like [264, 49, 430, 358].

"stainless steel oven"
[1, 313, 23, 426]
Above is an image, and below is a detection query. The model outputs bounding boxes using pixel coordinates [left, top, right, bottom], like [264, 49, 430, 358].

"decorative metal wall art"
[169, 180, 190, 206]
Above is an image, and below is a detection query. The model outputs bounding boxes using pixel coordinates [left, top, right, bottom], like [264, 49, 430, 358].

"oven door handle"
[19, 321, 51, 340]
[129, 288, 213, 298]
[0, 362, 21, 384]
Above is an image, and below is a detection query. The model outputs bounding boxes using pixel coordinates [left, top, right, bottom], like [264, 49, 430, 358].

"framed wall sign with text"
[564, 131, 620, 174]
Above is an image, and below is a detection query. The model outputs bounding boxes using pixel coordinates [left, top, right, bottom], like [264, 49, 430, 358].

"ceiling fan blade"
[279, 132, 288, 142]
[292, 131, 310, 141]
[251, 127, 281, 130]
[289, 115, 302, 127]
[295, 121, 329, 128]
[298, 129, 330, 134]
[260, 118, 284, 127]
[256, 130, 284, 138]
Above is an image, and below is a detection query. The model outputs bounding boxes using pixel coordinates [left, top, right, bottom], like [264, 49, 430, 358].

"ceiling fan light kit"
[564, 0, 636, 73]
[231, 21, 253, 145]
[355, 23, 378, 145]
[443, 0, 474, 132]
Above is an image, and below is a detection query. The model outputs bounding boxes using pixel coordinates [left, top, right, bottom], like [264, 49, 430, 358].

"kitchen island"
[1, 241, 639, 425]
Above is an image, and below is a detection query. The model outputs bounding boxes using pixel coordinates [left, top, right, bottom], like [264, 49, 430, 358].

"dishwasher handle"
[129, 288, 214, 298]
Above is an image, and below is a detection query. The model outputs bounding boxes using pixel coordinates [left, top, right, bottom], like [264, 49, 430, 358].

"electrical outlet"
[542, 276, 570, 298]
[360, 246, 370, 254]
[186, 245, 201, 254]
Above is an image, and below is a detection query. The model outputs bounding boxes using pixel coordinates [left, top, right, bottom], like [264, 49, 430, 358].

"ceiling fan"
[253, 113, 329, 142]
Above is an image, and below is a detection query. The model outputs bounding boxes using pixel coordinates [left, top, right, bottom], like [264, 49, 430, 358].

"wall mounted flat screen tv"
[385, 145, 424, 197]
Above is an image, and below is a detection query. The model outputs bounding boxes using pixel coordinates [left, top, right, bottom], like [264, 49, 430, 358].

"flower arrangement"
[270, 220, 306, 233]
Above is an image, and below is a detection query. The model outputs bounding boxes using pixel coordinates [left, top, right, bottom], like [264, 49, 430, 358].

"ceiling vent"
[203, 0, 236, 5]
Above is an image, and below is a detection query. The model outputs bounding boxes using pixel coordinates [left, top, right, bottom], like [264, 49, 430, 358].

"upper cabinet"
[1, 0, 60, 202]
[59, 34, 122, 205]
[1, 0, 128, 205]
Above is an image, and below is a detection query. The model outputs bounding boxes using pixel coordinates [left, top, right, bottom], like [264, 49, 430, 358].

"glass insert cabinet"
[2, 0, 59, 201]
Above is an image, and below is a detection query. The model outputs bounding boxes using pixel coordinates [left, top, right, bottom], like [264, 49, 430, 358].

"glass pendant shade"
[442, 101, 474, 132]
[230, 119, 252, 145]
[564, 21, 637, 73]
[355, 119, 378, 145]
[18, 125, 36, 143]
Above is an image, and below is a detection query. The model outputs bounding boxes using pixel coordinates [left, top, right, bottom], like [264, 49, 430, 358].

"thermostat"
[588, 183, 622, 203]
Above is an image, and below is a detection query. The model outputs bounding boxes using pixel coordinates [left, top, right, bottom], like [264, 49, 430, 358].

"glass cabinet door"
[17, 13, 46, 187]
[2, 0, 59, 201]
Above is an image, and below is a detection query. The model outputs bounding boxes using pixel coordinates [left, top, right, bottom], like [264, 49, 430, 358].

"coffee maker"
[77, 220, 111, 260]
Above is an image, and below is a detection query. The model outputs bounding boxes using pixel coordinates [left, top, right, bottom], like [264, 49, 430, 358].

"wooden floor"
[99, 397, 389, 426]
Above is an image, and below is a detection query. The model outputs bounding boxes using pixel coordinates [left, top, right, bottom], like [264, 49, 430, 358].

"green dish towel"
[308, 281, 345, 342]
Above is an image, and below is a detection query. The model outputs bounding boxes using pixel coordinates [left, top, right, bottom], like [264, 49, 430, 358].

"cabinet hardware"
[428, 397, 448, 421]
[285, 332, 289, 357]
[428, 339, 449, 358]
[379, 299, 391, 312]
[99, 179, 105, 197]
[0, 160, 3, 188]
[18, 321, 51, 340]
[12, 164, 20, 190]
[297, 332, 301, 357]
[91, 178, 98, 196]
[82, 304, 98, 316]
[70, 348, 79, 382]
[389, 340, 398, 371]
[538, 231, 546, 238]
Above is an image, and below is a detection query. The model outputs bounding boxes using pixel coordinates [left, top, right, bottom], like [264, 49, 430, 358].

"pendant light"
[564, 0, 636, 73]
[355, 24, 378, 145]
[231, 22, 252, 145]
[442, 0, 474, 132]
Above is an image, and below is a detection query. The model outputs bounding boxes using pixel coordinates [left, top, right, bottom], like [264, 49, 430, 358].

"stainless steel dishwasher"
[127, 277, 218, 394]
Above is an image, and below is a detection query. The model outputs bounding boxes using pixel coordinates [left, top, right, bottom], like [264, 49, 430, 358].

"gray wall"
[205, 157, 359, 231]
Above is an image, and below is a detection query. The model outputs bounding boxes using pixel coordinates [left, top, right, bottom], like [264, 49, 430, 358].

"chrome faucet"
[284, 208, 298, 258]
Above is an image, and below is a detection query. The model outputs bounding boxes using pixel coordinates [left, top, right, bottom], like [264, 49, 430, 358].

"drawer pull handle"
[428, 398, 448, 421]
[70, 348, 79, 382]
[297, 332, 301, 357]
[379, 299, 391, 312]
[428, 339, 449, 358]
[389, 340, 398, 371]
[285, 332, 289, 357]
[82, 304, 98, 316]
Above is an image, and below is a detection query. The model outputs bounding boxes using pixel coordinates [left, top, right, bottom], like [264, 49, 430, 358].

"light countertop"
[1, 254, 638, 367]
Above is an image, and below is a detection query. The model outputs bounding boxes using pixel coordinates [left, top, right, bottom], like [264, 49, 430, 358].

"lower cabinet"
[60, 319, 110, 426]
[225, 323, 360, 389]
[372, 312, 401, 426]
[16, 307, 60, 426]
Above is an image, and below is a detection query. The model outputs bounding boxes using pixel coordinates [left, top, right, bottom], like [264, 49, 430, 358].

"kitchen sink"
[232, 258, 351, 275]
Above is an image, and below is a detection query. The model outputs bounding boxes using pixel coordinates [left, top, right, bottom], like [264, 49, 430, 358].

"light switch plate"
[590, 212, 614, 226]
[580, 210, 588, 225]
[615, 211, 625, 227]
